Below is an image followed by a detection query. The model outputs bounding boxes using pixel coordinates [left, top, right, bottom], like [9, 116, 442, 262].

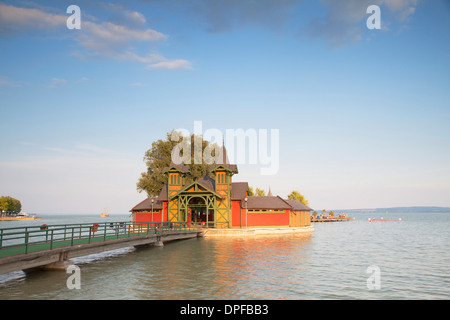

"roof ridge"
[277, 195, 293, 209]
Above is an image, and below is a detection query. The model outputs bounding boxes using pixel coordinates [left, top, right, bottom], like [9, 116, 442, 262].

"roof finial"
[222, 136, 227, 165]
[267, 186, 273, 196]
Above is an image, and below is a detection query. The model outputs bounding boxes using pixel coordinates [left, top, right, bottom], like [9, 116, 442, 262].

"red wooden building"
[131, 147, 312, 229]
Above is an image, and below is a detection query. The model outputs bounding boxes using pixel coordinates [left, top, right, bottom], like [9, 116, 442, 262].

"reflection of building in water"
[131, 144, 313, 229]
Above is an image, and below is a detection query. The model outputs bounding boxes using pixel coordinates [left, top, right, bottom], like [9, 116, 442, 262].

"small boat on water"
[100, 208, 109, 218]
[368, 217, 402, 222]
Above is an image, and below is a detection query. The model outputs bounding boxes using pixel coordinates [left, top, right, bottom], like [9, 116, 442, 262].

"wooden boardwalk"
[0, 221, 202, 274]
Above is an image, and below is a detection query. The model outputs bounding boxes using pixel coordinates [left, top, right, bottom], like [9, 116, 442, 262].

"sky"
[0, 0, 449, 214]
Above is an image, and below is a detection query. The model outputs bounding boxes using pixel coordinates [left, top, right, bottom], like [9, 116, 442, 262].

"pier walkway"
[311, 217, 354, 222]
[0, 221, 202, 275]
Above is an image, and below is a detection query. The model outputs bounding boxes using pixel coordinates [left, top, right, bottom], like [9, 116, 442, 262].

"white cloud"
[0, 3, 191, 70]
[75, 144, 115, 154]
[76, 77, 90, 83]
[0, 3, 66, 34]
[130, 82, 146, 87]
[46, 78, 67, 88]
[78, 21, 167, 53]
[303, 0, 420, 47]
[144, 0, 302, 33]
[105, 3, 147, 29]
[146, 59, 193, 70]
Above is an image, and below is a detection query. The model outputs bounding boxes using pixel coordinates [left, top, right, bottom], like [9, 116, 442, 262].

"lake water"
[0, 212, 449, 300]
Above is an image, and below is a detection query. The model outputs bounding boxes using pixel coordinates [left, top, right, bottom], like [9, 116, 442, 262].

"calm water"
[0, 212, 449, 300]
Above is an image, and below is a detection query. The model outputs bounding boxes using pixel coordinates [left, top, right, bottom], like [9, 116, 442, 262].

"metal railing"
[0, 221, 199, 257]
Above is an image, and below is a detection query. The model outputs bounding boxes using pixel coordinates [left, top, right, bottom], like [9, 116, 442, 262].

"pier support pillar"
[154, 235, 164, 247]
[41, 252, 74, 271]
[154, 241, 164, 247]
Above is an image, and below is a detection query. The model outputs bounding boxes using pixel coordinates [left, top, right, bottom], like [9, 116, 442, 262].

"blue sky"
[0, 0, 449, 213]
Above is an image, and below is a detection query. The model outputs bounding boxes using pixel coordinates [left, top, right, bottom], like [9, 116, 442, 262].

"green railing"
[0, 221, 199, 257]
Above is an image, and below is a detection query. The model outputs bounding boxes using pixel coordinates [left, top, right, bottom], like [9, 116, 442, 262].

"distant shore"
[0, 216, 43, 221]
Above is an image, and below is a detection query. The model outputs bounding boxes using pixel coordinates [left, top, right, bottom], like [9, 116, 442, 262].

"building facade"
[131, 150, 312, 229]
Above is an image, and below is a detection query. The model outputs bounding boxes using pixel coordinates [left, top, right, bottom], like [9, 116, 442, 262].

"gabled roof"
[169, 175, 222, 199]
[157, 184, 168, 201]
[284, 199, 313, 211]
[241, 196, 292, 210]
[162, 161, 189, 174]
[209, 141, 238, 174]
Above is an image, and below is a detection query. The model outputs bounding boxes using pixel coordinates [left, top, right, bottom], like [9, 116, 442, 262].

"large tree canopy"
[0, 196, 22, 215]
[137, 131, 218, 197]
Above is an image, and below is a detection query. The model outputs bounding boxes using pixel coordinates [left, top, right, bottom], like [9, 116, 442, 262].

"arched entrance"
[178, 194, 216, 228]
[187, 197, 214, 227]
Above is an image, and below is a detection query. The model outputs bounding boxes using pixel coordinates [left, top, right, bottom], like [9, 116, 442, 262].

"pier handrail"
[0, 221, 199, 257]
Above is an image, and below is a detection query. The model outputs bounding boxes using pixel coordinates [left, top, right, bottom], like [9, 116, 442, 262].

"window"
[247, 209, 284, 213]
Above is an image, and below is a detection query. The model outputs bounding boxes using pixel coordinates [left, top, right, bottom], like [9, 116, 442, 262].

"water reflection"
[1, 212, 449, 299]
[206, 234, 313, 299]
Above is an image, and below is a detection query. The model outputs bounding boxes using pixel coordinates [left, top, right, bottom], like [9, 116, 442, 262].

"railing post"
[50, 229, 54, 250]
[25, 231, 29, 254]
[71, 227, 74, 246]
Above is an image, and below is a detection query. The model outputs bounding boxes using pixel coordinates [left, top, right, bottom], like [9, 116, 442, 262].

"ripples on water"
[0, 212, 449, 299]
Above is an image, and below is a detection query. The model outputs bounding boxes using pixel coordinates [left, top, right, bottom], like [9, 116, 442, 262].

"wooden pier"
[311, 217, 354, 223]
[0, 221, 202, 275]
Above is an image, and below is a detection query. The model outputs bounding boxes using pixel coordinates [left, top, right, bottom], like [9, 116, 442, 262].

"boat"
[368, 217, 402, 222]
[100, 208, 109, 218]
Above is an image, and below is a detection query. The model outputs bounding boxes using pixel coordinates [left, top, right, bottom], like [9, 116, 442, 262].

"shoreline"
[0, 216, 43, 221]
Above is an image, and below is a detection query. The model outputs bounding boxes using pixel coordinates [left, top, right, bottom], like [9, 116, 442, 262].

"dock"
[0, 221, 202, 274]
[311, 217, 354, 223]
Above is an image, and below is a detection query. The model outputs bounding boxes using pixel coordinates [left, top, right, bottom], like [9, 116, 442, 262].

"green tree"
[0, 196, 21, 215]
[0, 196, 8, 213]
[248, 186, 254, 196]
[13, 198, 21, 214]
[287, 190, 309, 206]
[255, 188, 266, 196]
[329, 210, 335, 217]
[137, 131, 218, 197]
